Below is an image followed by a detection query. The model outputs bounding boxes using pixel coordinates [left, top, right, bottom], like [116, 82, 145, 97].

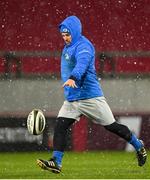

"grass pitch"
[0, 151, 149, 179]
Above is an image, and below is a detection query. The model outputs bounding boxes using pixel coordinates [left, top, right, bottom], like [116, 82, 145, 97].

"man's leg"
[104, 122, 147, 166]
[52, 117, 76, 165]
[37, 117, 75, 173]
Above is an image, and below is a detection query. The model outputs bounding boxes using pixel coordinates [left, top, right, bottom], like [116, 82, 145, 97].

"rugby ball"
[27, 109, 46, 135]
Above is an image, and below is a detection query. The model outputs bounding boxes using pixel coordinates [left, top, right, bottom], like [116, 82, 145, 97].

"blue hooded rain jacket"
[59, 16, 104, 101]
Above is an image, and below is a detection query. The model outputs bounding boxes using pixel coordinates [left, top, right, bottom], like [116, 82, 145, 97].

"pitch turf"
[0, 151, 149, 179]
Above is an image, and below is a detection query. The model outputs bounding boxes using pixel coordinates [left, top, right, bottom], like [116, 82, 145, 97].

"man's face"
[61, 33, 72, 45]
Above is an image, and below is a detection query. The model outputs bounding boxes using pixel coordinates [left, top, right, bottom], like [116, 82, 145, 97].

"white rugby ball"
[27, 109, 46, 135]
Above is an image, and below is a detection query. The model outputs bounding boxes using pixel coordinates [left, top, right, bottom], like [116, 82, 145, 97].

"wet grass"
[0, 151, 149, 179]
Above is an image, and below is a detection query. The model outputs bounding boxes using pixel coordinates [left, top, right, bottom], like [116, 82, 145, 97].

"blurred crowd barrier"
[0, 50, 150, 79]
[0, 114, 150, 152]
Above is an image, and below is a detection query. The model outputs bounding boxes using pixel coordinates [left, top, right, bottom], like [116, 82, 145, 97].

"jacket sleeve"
[69, 44, 93, 81]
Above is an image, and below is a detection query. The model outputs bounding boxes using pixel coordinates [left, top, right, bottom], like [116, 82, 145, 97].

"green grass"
[0, 151, 149, 179]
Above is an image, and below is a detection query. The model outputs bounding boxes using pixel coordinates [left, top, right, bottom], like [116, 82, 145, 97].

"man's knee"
[54, 117, 75, 132]
[104, 122, 132, 141]
[104, 122, 118, 131]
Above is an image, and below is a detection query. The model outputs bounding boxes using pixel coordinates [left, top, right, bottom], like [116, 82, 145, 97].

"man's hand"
[62, 79, 77, 88]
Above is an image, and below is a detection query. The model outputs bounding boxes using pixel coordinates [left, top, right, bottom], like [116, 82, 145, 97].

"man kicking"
[37, 15, 147, 173]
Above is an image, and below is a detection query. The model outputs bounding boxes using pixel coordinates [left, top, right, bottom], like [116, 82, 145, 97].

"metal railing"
[0, 50, 150, 79]
[1, 50, 150, 58]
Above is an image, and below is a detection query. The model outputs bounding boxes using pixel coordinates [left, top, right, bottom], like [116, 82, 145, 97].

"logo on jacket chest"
[64, 53, 70, 61]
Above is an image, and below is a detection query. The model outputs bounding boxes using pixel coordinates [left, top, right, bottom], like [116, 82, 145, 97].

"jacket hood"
[59, 16, 82, 45]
